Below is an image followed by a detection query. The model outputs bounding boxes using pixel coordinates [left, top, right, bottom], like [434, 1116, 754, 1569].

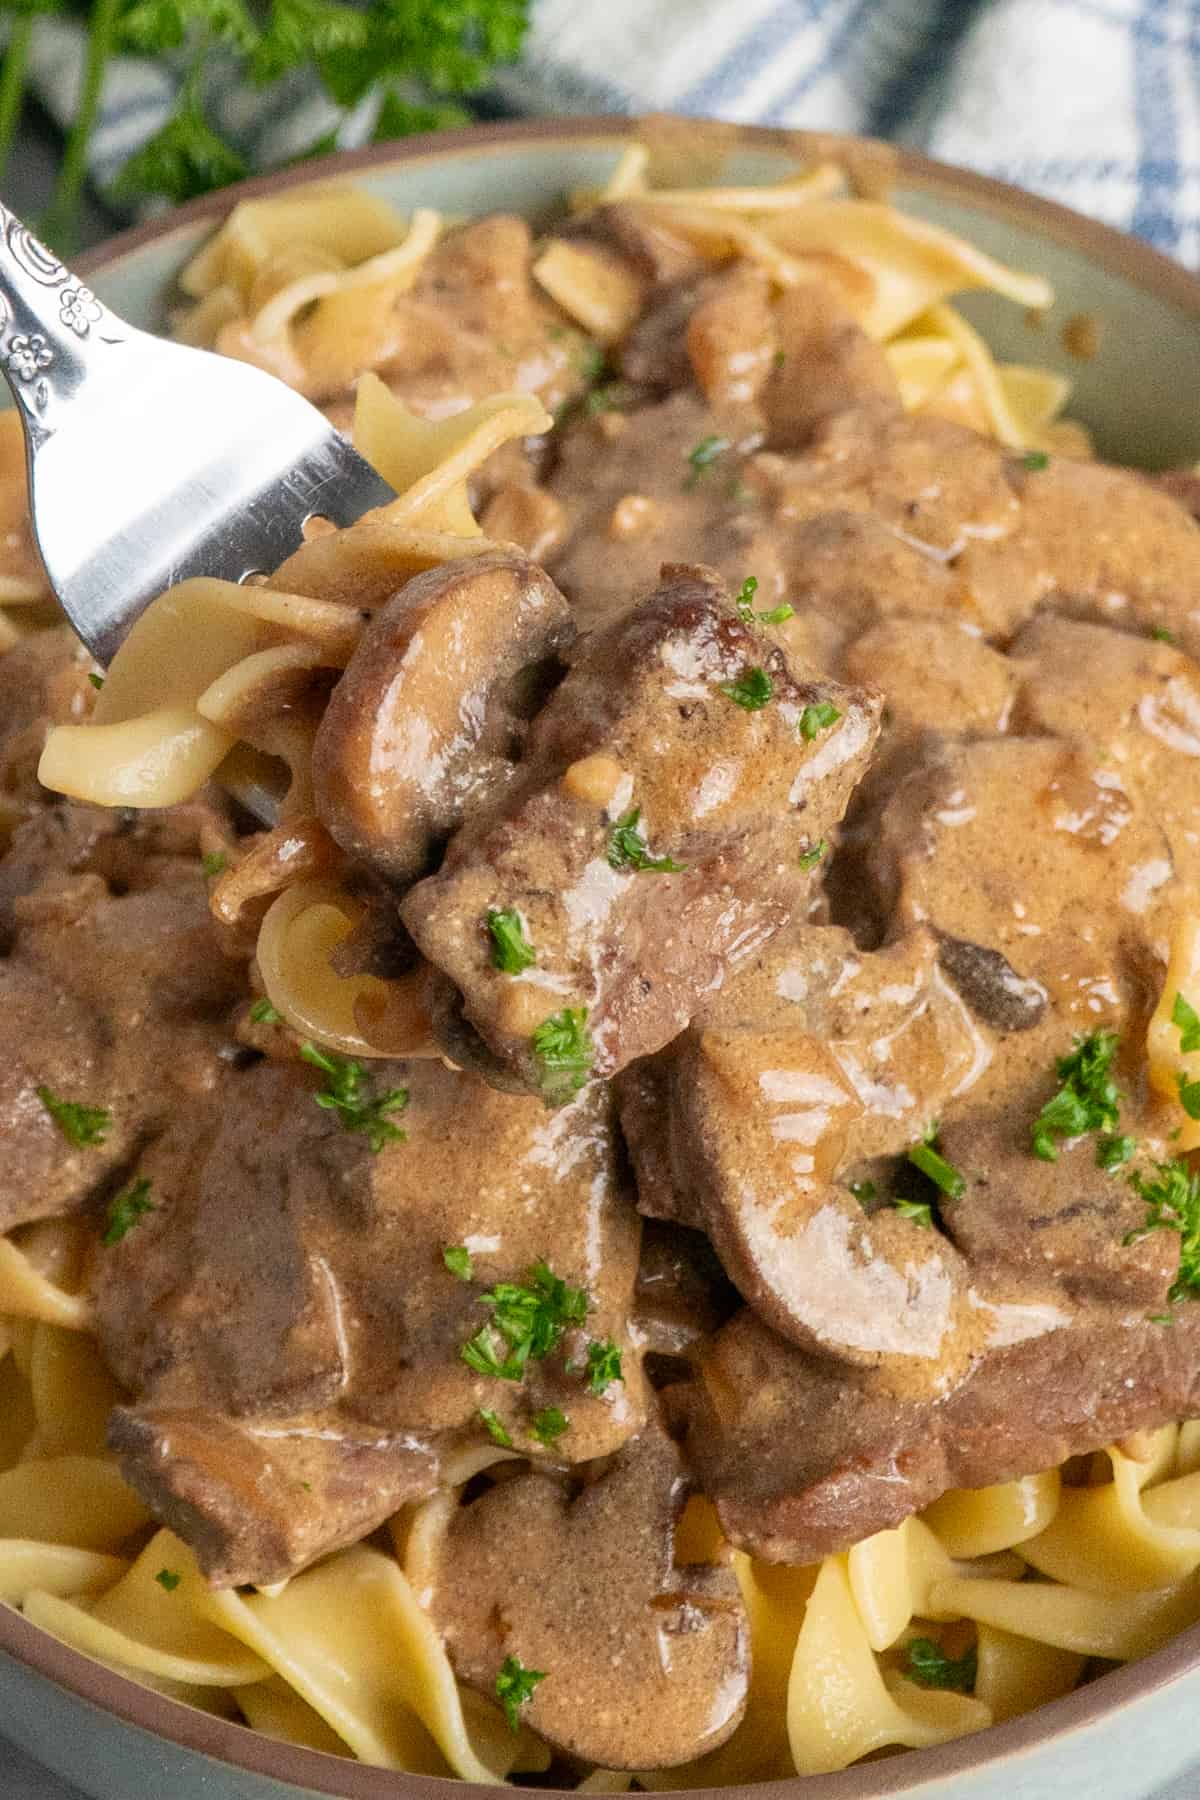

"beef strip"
[311, 551, 575, 885]
[426, 1419, 749, 1769]
[402, 563, 881, 1095]
[679, 1305, 1200, 1566]
[92, 1056, 644, 1585]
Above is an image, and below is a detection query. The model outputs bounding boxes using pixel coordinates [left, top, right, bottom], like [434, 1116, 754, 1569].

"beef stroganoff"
[4, 140, 1200, 1784]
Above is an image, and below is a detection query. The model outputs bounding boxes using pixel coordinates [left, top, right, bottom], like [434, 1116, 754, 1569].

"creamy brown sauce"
[6, 209, 1200, 1772]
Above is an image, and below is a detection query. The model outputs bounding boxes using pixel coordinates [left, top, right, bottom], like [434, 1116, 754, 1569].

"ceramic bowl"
[4, 117, 1200, 1800]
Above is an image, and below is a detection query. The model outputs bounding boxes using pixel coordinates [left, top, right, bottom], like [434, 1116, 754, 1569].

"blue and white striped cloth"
[18, 0, 1200, 266]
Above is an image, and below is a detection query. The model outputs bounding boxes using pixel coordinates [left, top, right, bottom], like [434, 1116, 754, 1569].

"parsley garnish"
[1173, 992, 1200, 1054]
[443, 1245, 473, 1282]
[1177, 1072, 1200, 1120]
[496, 1654, 546, 1732]
[607, 810, 686, 875]
[531, 1008, 594, 1105]
[585, 1339, 622, 1394]
[478, 1408, 513, 1447]
[849, 1179, 878, 1206]
[461, 1261, 590, 1382]
[1031, 1031, 1122, 1162]
[1152, 626, 1177, 644]
[799, 701, 840, 740]
[1125, 1159, 1200, 1301]
[575, 342, 607, 383]
[585, 381, 637, 415]
[88, 672, 105, 691]
[893, 1196, 933, 1228]
[798, 839, 828, 870]
[720, 667, 774, 711]
[906, 1124, 965, 1199]
[684, 434, 730, 488]
[36, 1086, 111, 1149]
[201, 851, 227, 878]
[734, 576, 794, 627]
[248, 998, 281, 1025]
[487, 907, 536, 974]
[154, 1568, 182, 1593]
[102, 1177, 154, 1247]
[905, 1637, 977, 1692]
[300, 1042, 408, 1151]
[530, 1406, 569, 1444]
[1021, 450, 1050, 472]
[1097, 1134, 1136, 1172]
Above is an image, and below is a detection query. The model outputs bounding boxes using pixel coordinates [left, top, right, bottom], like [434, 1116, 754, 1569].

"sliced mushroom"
[935, 931, 1048, 1033]
[427, 1421, 749, 1769]
[311, 551, 574, 885]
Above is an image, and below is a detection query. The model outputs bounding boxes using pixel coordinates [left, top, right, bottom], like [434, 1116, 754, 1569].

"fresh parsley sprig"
[461, 1259, 589, 1382]
[487, 906, 536, 974]
[734, 576, 793, 627]
[102, 1176, 155, 1247]
[495, 1653, 545, 1732]
[300, 1041, 408, 1152]
[607, 809, 686, 875]
[904, 1636, 977, 1693]
[530, 1007, 594, 1105]
[1125, 1159, 1200, 1302]
[1031, 1031, 1122, 1163]
[37, 1085, 112, 1149]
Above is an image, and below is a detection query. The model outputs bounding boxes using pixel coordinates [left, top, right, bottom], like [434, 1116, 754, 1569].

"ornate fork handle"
[0, 199, 126, 444]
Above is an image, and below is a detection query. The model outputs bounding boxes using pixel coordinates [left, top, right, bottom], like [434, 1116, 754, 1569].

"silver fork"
[0, 199, 396, 667]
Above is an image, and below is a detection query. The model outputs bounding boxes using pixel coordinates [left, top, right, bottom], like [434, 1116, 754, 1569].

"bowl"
[4, 116, 1200, 1800]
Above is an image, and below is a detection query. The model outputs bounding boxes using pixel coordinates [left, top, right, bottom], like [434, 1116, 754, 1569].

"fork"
[0, 198, 396, 668]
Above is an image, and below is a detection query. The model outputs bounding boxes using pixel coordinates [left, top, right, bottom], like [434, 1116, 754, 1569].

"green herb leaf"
[530, 1406, 569, 1445]
[1097, 1133, 1136, 1172]
[1148, 1312, 1176, 1326]
[443, 1244, 474, 1282]
[36, 1086, 111, 1148]
[487, 906, 536, 974]
[118, 0, 259, 56]
[201, 851, 227, 878]
[112, 98, 247, 207]
[300, 1042, 408, 1151]
[720, 666, 774, 711]
[893, 1196, 933, 1227]
[1152, 626, 1177, 644]
[372, 90, 470, 141]
[461, 1261, 590, 1382]
[478, 1407, 513, 1447]
[495, 1653, 546, 1732]
[607, 809, 687, 874]
[848, 1179, 877, 1206]
[734, 575, 793, 627]
[1031, 1031, 1122, 1162]
[1173, 992, 1200, 1055]
[585, 380, 637, 415]
[248, 998, 282, 1025]
[575, 341, 607, 383]
[154, 1568, 182, 1592]
[585, 1338, 622, 1395]
[905, 1636, 977, 1692]
[88, 672, 105, 690]
[799, 700, 840, 740]
[1125, 1159, 1200, 1302]
[684, 434, 730, 488]
[906, 1125, 965, 1200]
[102, 1177, 154, 1247]
[1177, 1072, 1200, 1120]
[1021, 450, 1050, 473]
[531, 1007, 594, 1105]
[798, 839, 828, 870]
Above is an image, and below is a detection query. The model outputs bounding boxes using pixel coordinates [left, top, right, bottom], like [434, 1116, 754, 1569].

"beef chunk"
[426, 1420, 748, 1768]
[680, 1306, 1200, 1565]
[93, 1057, 644, 1585]
[312, 551, 574, 885]
[402, 564, 881, 1095]
[761, 280, 899, 449]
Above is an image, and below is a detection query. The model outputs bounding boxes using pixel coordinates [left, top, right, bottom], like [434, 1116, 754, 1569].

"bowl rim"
[4, 112, 1197, 1799]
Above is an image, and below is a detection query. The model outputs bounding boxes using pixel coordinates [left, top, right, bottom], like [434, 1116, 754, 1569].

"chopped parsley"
[531, 1008, 594, 1105]
[906, 1125, 965, 1200]
[798, 839, 828, 870]
[893, 1196, 933, 1228]
[102, 1177, 154, 1247]
[443, 1245, 474, 1282]
[478, 1408, 513, 1447]
[772, 348, 787, 369]
[530, 1406, 569, 1445]
[300, 1042, 408, 1152]
[201, 851, 227, 878]
[154, 1569, 182, 1593]
[1177, 1072, 1200, 1120]
[1173, 992, 1200, 1055]
[1097, 1134, 1136, 1173]
[585, 381, 636, 415]
[585, 1339, 623, 1394]
[905, 1636, 977, 1693]
[607, 809, 686, 875]
[1152, 626, 1177, 644]
[1020, 450, 1050, 473]
[487, 907, 536, 974]
[248, 998, 281, 1025]
[461, 1260, 589, 1382]
[88, 672, 105, 691]
[1031, 1031, 1121, 1163]
[684, 434, 730, 488]
[734, 576, 794, 627]
[496, 1654, 546, 1732]
[1125, 1159, 1200, 1301]
[575, 342, 607, 383]
[720, 666, 774, 711]
[799, 700, 840, 740]
[36, 1086, 111, 1149]
[849, 1179, 878, 1206]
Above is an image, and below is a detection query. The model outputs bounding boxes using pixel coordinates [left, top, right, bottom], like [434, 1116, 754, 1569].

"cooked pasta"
[6, 138, 1200, 1789]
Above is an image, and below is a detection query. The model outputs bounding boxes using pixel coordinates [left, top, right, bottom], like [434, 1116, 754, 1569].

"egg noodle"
[3, 141, 1200, 1783]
